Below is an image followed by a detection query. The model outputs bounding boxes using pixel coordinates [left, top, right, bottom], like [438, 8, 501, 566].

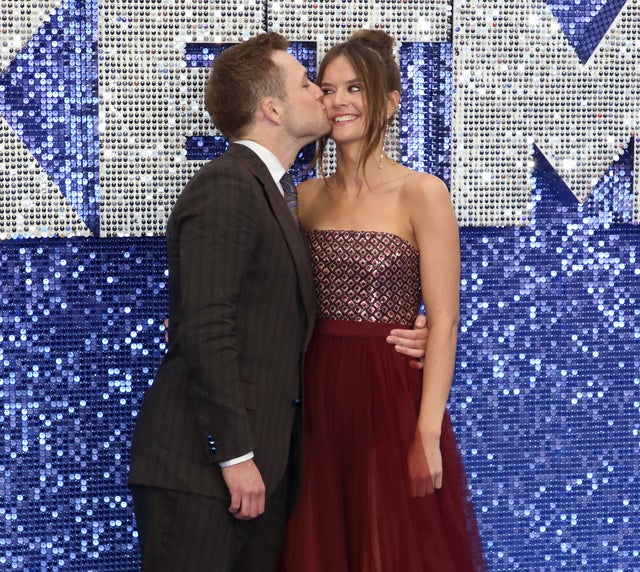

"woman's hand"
[407, 426, 442, 497]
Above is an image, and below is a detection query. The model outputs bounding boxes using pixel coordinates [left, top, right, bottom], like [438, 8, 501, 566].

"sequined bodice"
[306, 230, 421, 324]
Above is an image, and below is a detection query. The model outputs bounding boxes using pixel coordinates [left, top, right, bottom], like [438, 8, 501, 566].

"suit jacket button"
[291, 399, 301, 407]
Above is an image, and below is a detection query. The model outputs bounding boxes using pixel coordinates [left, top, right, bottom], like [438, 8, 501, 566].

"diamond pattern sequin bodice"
[306, 230, 421, 324]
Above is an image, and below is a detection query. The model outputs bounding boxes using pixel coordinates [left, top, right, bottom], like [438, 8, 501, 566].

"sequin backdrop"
[0, 1, 638, 570]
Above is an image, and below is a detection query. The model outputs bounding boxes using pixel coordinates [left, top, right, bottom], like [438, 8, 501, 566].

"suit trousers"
[131, 473, 289, 572]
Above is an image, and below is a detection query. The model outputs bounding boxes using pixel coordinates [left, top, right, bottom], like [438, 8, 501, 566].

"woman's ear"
[386, 90, 400, 118]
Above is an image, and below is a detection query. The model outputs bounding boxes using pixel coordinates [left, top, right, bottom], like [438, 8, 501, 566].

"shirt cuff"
[219, 451, 254, 467]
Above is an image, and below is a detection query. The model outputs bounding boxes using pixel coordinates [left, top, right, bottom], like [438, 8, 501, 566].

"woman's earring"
[380, 115, 390, 169]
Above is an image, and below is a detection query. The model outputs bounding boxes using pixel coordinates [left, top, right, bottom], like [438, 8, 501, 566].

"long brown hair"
[315, 29, 401, 173]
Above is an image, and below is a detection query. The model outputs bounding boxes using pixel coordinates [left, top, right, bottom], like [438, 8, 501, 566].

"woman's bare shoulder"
[400, 170, 451, 207]
[298, 176, 332, 226]
[403, 170, 448, 191]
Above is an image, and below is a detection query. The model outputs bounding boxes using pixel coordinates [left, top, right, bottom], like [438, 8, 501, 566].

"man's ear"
[260, 96, 282, 125]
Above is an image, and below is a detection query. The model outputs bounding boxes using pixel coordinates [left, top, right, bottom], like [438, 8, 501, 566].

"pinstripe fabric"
[129, 144, 315, 568]
[132, 477, 288, 572]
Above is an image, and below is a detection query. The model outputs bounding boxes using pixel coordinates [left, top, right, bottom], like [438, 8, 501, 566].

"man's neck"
[238, 131, 298, 171]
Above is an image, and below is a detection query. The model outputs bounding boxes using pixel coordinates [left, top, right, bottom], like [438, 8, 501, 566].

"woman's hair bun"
[350, 29, 395, 54]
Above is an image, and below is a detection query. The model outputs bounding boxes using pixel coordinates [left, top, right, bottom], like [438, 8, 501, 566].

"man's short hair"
[205, 33, 289, 141]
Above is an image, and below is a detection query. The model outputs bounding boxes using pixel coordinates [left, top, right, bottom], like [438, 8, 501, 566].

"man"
[129, 33, 426, 571]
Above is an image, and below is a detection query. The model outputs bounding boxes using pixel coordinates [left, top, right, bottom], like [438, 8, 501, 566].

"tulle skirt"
[280, 319, 486, 572]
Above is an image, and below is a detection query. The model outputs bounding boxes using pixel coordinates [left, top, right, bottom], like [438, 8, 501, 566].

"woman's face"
[318, 55, 368, 144]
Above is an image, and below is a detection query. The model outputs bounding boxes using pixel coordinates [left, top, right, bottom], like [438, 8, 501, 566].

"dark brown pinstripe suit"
[128, 143, 316, 570]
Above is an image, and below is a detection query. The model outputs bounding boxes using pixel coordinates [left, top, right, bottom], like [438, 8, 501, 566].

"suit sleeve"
[173, 164, 259, 463]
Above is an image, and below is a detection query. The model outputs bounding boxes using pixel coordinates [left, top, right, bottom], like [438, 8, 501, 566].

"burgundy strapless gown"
[280, 230, 487, 572]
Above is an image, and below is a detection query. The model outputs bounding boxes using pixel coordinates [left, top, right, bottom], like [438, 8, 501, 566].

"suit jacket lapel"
[227, 144, 316, 336]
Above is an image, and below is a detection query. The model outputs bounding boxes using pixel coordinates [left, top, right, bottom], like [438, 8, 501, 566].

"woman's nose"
[330, 89, 347, 106]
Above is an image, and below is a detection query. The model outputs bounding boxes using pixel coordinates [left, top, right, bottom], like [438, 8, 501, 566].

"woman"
[280, 30, 486, 571]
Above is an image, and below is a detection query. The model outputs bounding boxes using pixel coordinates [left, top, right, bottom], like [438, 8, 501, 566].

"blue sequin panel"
[1, 238, 168, 571]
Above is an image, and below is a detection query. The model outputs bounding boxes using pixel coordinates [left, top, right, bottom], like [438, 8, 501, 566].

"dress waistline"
[314, 318, 411, 339]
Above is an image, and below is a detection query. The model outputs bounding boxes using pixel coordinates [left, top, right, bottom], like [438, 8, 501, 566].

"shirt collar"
[234, 140, 287, 192]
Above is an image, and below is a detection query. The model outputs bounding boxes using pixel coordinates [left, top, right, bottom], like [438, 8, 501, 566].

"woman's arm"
[409, 173, 461, 494]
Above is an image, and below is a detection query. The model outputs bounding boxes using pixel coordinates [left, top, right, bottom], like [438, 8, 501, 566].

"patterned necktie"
[280, 172, 298, 223]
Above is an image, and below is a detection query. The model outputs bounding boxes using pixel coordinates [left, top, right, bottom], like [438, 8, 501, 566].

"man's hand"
[220, 459, 266, 520]
[387, 313, 428, 369]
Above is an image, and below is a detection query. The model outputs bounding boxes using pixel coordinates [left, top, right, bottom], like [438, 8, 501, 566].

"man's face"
[271, 50, 331, 145]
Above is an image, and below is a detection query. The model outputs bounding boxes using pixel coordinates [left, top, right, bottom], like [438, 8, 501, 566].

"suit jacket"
[128, 143, 316, 503]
